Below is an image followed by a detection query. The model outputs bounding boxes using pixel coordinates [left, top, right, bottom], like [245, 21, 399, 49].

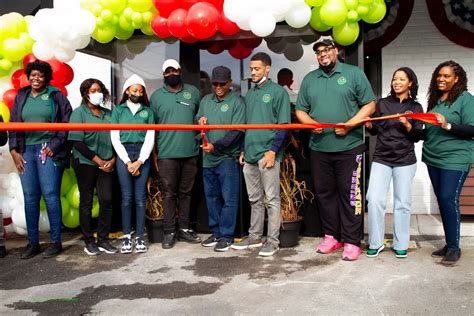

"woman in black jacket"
[9, 60, 72, 259]
[0, 114, 7, 258]
[365, 67, 423, 259]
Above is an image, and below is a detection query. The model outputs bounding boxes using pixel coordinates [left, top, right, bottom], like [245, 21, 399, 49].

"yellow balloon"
[99, 0, 127, 14]
[362, 0, 386, 24]
[128, 0, 152, 13]
[93, 25, 117, 43]
[1, 38, 26, 62]
[332, 21, 360, 46]
[0, 102, 11, 122]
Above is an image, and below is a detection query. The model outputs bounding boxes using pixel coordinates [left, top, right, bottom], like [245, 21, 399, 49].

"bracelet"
[445, 123, 452, 131]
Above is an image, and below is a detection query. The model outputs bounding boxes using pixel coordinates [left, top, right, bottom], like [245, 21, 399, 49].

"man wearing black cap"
[295, 37, 376, 261]
[197, 66, 246, 252]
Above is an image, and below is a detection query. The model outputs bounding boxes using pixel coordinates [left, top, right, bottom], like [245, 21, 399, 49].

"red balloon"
[151, 14, 171, 38]
[204, 0, 224, 8]
[218, 39, 238, 49]
[55, 85, 68, 96]
[152, 0, 176, 18]
[62, 64, 74, 86]
[207, 42, 224, 54]
[218, 13, 240, 36]
[3, 89, 18, 110]
[168, 9, 189, 38]
[47, 59, 67, 85]
[180, 35, 198, 43]
[19, 75, 29, 88]
[186, 2, 219, 39]
[3, 217, 12, 226]
[240, 37, 263, 49]
[180, 0, 199, 10]
[228, 42, 252, 60]
[11, 69, 25, 89]
[22, 53, 38, 69]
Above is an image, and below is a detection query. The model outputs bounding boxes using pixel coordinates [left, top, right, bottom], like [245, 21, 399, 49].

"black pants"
[158, 156, 198, 233]
[310, 145, 365, 245]
[73, 159, 114, 242]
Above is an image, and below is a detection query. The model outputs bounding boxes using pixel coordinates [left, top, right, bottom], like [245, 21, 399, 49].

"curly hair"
[25, 60, 53, 85]
[427, 60, 468, 111]
[389, 67, 418, 100]
[119, 87, 150, 106]
[79, 78, 111, 106]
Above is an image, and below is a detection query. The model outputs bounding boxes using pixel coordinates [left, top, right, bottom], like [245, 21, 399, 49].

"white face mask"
[88, 92, 104, 106]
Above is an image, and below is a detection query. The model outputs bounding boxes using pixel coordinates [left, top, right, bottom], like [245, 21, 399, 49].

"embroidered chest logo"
[262, 94, 271, 103]
[337, 76, 347, 85]
[220, 104, 229, 112]
[41, 94, 49, 101]
[104, 115, 111, 122]
[139, 111, 149, 119]
[183, 91, 192, 100]
[404, 110, 413, 114]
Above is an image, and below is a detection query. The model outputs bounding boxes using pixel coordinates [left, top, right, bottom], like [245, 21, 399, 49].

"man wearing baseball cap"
[197, 66, 245, 252]
[295, 36, 376, 261]
[150, 59, 201, 249]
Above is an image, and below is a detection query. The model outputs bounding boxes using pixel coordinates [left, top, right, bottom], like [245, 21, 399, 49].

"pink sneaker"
[342, 243, 361, 261]
[316, 235, 342, 254]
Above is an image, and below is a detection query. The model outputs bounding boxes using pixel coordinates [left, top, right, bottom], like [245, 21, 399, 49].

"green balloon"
[305, 0, 324, 7]
[140, 24, 154, 36]
[63, 208, 80, 229]
[362, 0, 386, 24]
[1, 38, 26, 62]
[356, 4, 370, 17]
[119, 14, 134, 30]
[101, 9, 114, 22]
[61, 197, 70, 218]
[60, 170, 73, 196]
[320, 0, 348, 27]
[332, 21, 360, 46]
[309, 7, 332, 32]
[345, 0, 359, 10]
[40, 197, 47, 212]
[93, 26, 117, 43]
[128, 0, 152, 13]
[115, 26, 134, 40]
[99, 0, 127, 14]
[67, 184, 81, 209]
[359, 0, 373, 4]
[347, 10, 359, 22]
[91, 196, 99, 218]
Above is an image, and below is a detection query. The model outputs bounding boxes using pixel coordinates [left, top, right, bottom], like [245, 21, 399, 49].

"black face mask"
[164, 75, 181, 87]
[129, 95, 143, 104]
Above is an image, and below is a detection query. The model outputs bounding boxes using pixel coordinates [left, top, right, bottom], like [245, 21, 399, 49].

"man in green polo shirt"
[197, 66, 245, 252]
[231, 52, 291, 257]
[295, 37, 376, 261]
[150, 59, 201, 249]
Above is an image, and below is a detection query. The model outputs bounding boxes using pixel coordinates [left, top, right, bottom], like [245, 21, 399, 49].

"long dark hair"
[25, 60, 53, 85]
[389, 67, 418, 100]
[79, 78, 111, 106]
[119, 87, 150, 106]
[427, 60, 467, 111]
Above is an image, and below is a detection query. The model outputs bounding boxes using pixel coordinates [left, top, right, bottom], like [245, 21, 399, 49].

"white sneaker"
[121, 234, 132, 254]
[135, 237, 148, 253]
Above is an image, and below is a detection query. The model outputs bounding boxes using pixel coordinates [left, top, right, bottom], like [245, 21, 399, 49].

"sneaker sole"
[178, 237, 201, 244]
[395, 254, 408, 259]
[98, 247, 118, 254]
[316, 245, 342, 254]
[259, 249, 278, 257]
[121, 249, 132, 254]
[84, 247, 101, 256]
[231, 243, 263, 250]
[135, 249, 148, 253]
[202, 242, 218, 247]
[214, 246, 230, 252]
[366, 245, 385, 258]
[342, 256, 359, 261]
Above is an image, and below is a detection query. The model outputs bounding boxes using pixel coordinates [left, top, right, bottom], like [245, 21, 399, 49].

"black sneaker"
[84, 242, 102, 256]
[201, 235, 219, 247]
[214, 239, 232, 252]
[162, 232, 176, 249]
[43, 242, 62, 258]
[0, 245, 6, 258]
[441, 249, 461, 265]
[97, 239, 118, 254]
[20, 242, 41, 259]
[178, 228, 201, 243]
[431, 245, 448, 258]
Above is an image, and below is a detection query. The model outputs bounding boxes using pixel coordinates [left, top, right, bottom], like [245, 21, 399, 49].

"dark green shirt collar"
[316, 62, 343, 78]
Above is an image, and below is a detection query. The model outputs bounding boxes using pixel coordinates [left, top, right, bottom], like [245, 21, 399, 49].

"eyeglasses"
[212, 82, 227, 87]
[315, 47, 334, 56]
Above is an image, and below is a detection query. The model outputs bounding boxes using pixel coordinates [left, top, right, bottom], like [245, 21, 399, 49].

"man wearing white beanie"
[150, 59, 202, 249]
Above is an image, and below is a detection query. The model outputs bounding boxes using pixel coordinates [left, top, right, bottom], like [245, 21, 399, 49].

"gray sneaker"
[258, 242, 279, 257]
[231, 236, 263, 250]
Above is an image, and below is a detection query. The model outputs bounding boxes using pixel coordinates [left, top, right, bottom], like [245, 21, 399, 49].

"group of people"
[0, 37, 472, 266]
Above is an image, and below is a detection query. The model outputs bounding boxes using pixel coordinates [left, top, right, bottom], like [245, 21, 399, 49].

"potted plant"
[145, 174, 165, 243]
[279, 135, 314, 248]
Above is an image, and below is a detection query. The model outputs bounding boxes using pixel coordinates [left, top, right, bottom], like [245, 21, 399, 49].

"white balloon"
[33, 41, 54, 60]
[11, 207, 27, 230]
[76, 35, 91, 49]
[285, 3, 312, 28]
[250, 13, 276, 37]
[12, 223, 28, 236]
[54, 49, 76, 62]
[236, 19, 251, 31]
[39, 211, 50, 232]
[74, 10, 96, 35]
[270, 0, 292, 19]
[2, 199, 13, 218]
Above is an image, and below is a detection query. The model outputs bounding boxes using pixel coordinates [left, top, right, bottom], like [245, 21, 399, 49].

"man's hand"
[239, 152, 245, 166]
[334, 123, 350, 136]
[202, 143, 215, 153]
[262, 150, 276, 169]
[198, 116, 207, 125]
[11, 150, 26, 173]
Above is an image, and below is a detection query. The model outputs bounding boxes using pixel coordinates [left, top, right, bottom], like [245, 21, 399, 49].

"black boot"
[178, 228, 201, 243]
[21, 242, 41, 259]
[162, 232, 176, 249]
[431, 245, 447, 258]
[43, 242, 62, 258]
[440, 249, 461, 265]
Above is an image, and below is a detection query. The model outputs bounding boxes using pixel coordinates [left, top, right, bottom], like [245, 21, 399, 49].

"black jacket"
[8, 85, 72, 161]
[0, 115, 7, 146]
[369, 95, 424, 166]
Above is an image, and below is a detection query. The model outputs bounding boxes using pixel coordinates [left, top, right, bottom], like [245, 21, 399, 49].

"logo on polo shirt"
[183, 91, 192, 100]
[139, 111, 149, 119]
[337, 76, 347, 85]
[104, 115, 111, 122]
[221, 104, 229, 112]
[262, 94, 271, 103]
[404, 111, 413, 114]
[41, 94, 49, 101]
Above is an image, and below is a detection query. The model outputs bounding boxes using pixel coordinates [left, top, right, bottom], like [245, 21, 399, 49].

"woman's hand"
[11, 150, 26, 173]
[43, 147, 54, 157]
[127, 160, 143, 176]
[434, 113, 449, 129]
[399, 117, 412, 132]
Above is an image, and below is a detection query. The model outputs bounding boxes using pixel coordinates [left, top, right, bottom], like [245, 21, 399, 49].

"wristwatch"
[445, 123, 452, 131]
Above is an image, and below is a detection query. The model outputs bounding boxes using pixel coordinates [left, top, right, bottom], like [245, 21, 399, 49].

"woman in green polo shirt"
[69, 78, 118, 256]
[422, 60, 474, 265]
[111, 74, 155, 254]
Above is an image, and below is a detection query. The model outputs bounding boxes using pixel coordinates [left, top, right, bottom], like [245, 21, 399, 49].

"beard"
[319, 61, 337, 74]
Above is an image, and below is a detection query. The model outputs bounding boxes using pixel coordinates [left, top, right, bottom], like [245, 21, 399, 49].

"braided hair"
[427, 60, 467, 111]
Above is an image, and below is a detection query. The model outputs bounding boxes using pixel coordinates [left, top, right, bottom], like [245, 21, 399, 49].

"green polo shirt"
[68, 104, 114, 166]
[111, 102, 155, 143]
[150, 83, 200, 159]
[422, 91, 474, 172]
[197, 91, 246, 168]
[244, 79, 290, 164]
[22, 86, 55, 145]
[296, 62, 375, 152]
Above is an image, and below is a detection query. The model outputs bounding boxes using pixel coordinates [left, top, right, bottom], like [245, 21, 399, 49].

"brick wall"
[380, 0, 474, 214]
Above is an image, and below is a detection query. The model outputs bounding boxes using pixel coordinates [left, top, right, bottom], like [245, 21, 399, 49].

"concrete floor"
[1, 214, 473, 315]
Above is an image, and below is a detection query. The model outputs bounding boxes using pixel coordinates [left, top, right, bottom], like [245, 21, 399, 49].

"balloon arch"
[0, 0, 387, 233]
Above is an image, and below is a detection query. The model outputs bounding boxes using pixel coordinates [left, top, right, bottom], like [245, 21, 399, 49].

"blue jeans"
[20, 144, 64, 243]
[367, 162, 417, 250]
[116, 143, 151, 238]
[203, 158, 240, 242]
[427, 165, 468, 252]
